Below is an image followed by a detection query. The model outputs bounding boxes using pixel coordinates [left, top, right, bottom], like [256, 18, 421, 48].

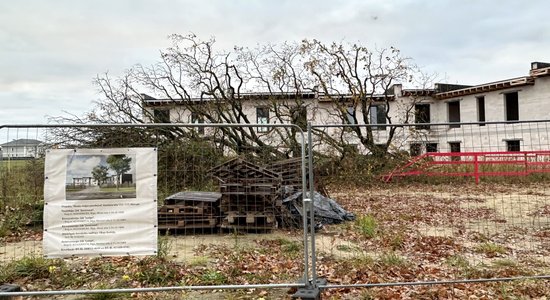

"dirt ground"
[0, 228, 395, 265]
[1, 182, 549, 298]
[324, 183, 550, 266]
[2, 182, 549, 266]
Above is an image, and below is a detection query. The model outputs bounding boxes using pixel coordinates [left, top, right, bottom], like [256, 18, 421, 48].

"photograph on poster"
[65, 154, 137, 200]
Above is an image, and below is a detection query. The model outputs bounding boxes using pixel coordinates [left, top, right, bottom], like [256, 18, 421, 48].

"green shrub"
[157, 138, 224, 197]
[0, 159, 44, 237]
[314, 148, 411, 187]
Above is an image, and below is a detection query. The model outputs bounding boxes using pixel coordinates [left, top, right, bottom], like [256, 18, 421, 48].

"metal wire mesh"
[1, 121, 549, 297]
[0, 124, 308, 296]
[310, 121, 550, 296]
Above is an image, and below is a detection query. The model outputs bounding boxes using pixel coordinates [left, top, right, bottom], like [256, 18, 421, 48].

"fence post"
[308, 123, 318, 288]
[524, 153, 536, 175]
[292, 123, 325, 300]
[474, 154, 479, 184]
[301, 124, 310, 287]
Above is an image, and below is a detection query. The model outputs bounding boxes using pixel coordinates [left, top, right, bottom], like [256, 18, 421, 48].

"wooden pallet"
[220, 183, 281, 195]
[159, 191, 222, 230]
[164, 191, 221, 205]
[220, 198, 282, 213]
[158, 204, 214, 216]
[158, 217, 218, 229]
[210, 157, 282, 183]
[267, 157, 307, 188]
[220, 212, 277, 230]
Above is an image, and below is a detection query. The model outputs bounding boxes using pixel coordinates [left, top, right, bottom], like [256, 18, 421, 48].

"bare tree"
[51, 34, 431, 161]
[300, 39, 427, 158]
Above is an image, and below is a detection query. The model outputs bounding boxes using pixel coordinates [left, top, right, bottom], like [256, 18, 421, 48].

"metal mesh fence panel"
[310, 121, 550, 298]
[0, 124, 308, 297]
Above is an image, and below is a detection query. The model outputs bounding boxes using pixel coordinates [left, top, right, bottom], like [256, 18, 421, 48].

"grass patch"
[475, 242, 507, 257]
[445, 255, 496, 279]
[188, 256, 209, 267]
[0, 159, 44, 238]
[200, 269, 227, 285]
[133, 257, 183, 285]
[359, 289, 377, 300]
[157, 234, 172, 260]
[490, 259, 533, 277]
[87, 284, 124, 300]
[381, 229, 405, 250]
[99, 187, 136, 193]
[279, 238, 302, 258]
[333, 254, 375, 271]
[336, 244, 357, 252]
[0, 160, 28, 170]
[492, 258, 518, 268]
[11, 256, 49, 279]
[446, 255, 470, 269]
[256, 238, 305, 259]
[378, 251, 407, 267]
[356, 215, 378, 238]
[0, 256, 63, 282]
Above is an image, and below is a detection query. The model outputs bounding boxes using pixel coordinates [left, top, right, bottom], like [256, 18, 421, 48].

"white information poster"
[43, 148, 158, 258]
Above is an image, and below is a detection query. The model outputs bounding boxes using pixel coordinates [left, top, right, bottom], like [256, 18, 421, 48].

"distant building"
[72, 177, 95, 187]
[0, 139, 45, 159]
[69, 173, 134, 188]
[69, 175, 118, 187]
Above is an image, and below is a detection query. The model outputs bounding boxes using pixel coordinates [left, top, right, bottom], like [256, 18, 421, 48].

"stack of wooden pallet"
[157, 191, 221, 231]
[210, 158, 283, 231]
[267, 157, 305, 190]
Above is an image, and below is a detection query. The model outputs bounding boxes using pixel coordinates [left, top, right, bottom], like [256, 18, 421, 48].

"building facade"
[0, 138, 45, 159]
[142, 62, 550, 155]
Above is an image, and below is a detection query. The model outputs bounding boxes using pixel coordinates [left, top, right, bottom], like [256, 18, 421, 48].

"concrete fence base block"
[292, 279, 327, 300]
[0, 284, 21, 300]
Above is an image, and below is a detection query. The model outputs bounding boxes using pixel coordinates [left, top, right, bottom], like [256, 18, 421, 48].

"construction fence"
[310, 120, 550, 298]
[0, 121, 548, 298]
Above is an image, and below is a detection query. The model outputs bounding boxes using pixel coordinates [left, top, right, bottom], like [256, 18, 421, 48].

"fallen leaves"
[1, 182, 549, 298]
[316, 183, 550, 298]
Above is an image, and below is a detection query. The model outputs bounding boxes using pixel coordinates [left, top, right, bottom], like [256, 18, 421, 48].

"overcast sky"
[1, 0, 549, 125]
[66, 154, 136, 182]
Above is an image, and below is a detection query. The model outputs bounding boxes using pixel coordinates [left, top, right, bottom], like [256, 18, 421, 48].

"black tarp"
[282, 188, 355, 226]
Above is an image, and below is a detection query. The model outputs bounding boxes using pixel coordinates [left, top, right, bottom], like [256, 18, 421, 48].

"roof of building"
[434, 76, 535, 100]
[417, 62, 550, 100]
[143, 91, 396, 106]
[0, 139, 43, 147]
[142, 91, 319, 106]
[141, 61, 550, 104]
